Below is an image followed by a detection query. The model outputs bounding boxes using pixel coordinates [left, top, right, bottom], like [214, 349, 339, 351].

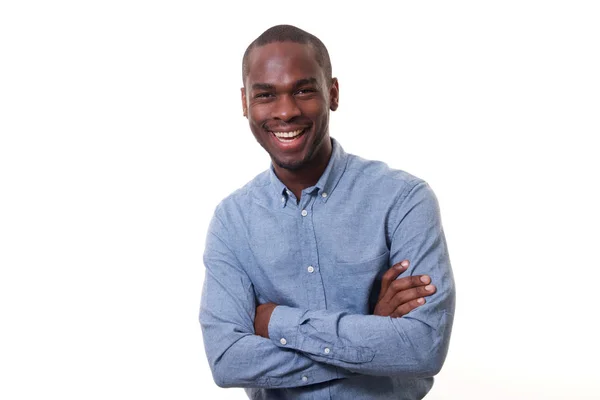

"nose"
[271, 94, 301, 121]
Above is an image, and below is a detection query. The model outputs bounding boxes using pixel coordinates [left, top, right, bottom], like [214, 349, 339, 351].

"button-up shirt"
[200, 139, 455, 400]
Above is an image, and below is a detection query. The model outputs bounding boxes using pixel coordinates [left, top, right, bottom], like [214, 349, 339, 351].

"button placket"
[299, 194, 327, 310]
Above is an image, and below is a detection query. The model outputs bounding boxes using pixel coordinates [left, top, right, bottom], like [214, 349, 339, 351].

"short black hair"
[242, 24, 332, 86]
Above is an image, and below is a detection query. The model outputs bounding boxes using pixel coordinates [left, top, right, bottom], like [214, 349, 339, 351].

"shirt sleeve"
[199, 208, 351, 388]
[266, 181, 456, 377]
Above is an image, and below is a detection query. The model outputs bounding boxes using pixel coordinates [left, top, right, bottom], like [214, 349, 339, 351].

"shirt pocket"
[326, 250, 390, 314]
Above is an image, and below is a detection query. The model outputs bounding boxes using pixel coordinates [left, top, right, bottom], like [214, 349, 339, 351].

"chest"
[241, 195, 393, 313]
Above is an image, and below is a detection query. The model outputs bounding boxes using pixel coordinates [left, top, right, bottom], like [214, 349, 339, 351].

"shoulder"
[344, 152, 426, 199]
[212, 169, 271, 221]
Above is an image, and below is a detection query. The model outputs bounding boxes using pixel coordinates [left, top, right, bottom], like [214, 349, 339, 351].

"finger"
[381, 274, 431, 303]
[379, 260, 409, 300]
[391, 297, 426, 318]
[387, 284, 437, 309]
[379, 260, 409, 301]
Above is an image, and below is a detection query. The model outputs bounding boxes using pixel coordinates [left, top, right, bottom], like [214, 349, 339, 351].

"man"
[200, 25, 455, 399]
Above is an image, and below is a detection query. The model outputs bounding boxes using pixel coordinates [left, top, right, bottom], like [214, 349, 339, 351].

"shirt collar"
[269, 138, 348, 206]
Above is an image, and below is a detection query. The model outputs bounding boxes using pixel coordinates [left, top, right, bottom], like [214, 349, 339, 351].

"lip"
[266, 126, 309, 133]
[267, 127, 309, 152]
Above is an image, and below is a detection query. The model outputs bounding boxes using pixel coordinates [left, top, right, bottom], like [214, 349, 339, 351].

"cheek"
[248, 105, 270, 125]
[297, 105, 324, 124]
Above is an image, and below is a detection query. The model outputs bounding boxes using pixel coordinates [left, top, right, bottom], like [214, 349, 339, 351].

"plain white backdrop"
[1, 1, 599, 399]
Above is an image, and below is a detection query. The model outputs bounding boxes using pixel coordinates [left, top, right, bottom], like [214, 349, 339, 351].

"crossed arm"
[200, 182, 455, 388]
[254, 259, 436, 337]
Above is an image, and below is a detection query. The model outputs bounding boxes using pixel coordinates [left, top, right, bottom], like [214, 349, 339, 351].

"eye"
[254, 92, 274, 99]
[295, 88, 316, 95]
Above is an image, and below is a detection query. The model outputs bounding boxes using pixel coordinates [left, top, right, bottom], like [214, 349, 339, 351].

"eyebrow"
[251, 77, 320, 92]
[294, 78, 319, 88]
[251, 83, 276, 91]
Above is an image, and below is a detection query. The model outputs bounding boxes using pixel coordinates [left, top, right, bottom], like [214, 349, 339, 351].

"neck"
[273, 139, 332, 201]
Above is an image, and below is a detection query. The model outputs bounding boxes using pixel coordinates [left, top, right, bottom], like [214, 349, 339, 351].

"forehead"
[245, 42, 325, 87]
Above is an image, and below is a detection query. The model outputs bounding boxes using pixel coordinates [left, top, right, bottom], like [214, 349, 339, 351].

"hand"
[254, 302, 278, 338]
[373, 260, 436, 318]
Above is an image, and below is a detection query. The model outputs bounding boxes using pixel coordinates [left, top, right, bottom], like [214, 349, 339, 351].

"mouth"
[270, 129, 306, 143]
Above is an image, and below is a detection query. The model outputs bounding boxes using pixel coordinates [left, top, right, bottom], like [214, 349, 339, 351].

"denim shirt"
[200, 139, 455, 400]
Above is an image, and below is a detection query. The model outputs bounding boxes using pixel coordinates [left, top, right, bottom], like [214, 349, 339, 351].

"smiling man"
[200, 25, 455, 400]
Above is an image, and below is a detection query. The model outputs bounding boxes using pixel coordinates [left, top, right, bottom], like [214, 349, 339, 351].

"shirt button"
[321, 192, 328, 198]
[307, 266, 314, 273]
[281, 197, 285, 203]
[301, 376, 308, 382]
[301, 210, 308, 217]
[280, 338, 287, 345]
[324, 347, 330, 354]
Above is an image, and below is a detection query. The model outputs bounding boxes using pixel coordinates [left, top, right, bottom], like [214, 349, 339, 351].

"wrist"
[255, 302, 277, 338]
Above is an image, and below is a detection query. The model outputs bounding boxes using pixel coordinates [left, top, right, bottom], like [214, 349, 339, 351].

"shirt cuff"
[268, 305, 306, 350]
[268, 306, 375, 364]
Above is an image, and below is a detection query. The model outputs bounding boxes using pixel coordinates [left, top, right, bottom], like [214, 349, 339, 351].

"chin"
[268, 144, 313, 171]
[273, 156, 309, 171]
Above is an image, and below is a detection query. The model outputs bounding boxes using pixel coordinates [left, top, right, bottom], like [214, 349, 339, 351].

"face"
[242, 42, 339, 171]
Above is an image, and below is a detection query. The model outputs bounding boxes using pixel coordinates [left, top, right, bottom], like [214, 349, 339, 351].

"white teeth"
[272, 129, 304, 139]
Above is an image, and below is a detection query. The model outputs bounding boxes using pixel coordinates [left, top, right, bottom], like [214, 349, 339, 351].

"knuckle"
[395, 306, 407, 318]
[419, 286, 430, 295]
[383, 273, 395, 283]
[391, 280, 403, 291]
[382, 270, 395, 282]
[397, 276, 411, 284]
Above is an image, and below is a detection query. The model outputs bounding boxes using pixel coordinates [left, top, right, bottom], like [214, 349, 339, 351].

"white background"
[1, 1, 599, 399]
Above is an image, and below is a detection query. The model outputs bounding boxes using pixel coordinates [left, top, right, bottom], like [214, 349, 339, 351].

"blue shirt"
[200, 139, 455, 400]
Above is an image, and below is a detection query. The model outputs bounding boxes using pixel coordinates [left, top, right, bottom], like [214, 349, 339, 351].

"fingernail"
[425, 285, 434, 292]
[401, 260, 409, 267]
[417, 298, 425, 304]
[420, 275, 429, 283]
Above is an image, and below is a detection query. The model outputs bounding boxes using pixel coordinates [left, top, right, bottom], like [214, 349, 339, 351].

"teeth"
[272, 129, 304, 139]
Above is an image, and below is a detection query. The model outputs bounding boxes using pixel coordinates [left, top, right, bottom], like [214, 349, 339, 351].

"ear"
[329, 78, 339, 111]
[241, 87, 248, 118]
